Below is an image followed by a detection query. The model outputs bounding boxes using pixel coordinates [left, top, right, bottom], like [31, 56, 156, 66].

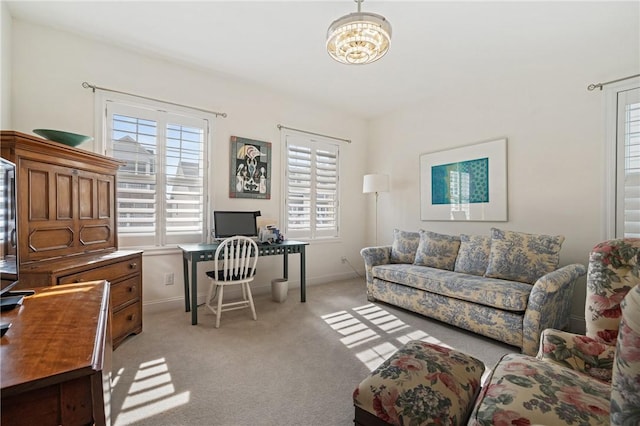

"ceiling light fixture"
[326, 0, 392, 65]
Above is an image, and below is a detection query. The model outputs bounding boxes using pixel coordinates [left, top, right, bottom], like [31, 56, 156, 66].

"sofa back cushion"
[390, 229, 421, 264]
[454, 234, 491, 276]
[586, 239, 640, 345]
[484, 228, 564, 284]
[413, 230, 461, 270]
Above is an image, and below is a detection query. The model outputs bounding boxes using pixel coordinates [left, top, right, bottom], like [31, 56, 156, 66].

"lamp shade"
[363, 174, 389, 193]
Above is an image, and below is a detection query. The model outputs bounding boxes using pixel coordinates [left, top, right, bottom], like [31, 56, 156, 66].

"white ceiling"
[5, 1, 635, 119]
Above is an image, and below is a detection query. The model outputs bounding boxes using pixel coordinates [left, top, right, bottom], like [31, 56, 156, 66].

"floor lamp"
[363, 174, 389, 245]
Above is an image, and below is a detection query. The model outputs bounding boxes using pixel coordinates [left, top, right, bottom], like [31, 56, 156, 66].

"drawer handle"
[129, 262, 137, 269]
[75, 279, 82, 283]
[128, 285, 137, 293]
[127, 314, 136, 322]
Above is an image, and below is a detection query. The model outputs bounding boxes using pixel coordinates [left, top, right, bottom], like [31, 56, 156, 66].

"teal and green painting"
[431, 158, 489, 205]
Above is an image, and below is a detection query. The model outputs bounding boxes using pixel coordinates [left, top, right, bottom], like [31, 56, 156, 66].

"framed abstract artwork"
[420, 138, 507, 221]
[229, 136, 271, 199]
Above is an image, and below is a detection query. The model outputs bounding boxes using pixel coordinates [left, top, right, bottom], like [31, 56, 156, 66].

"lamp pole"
[374, 190, 379, 245]
[363, 174, 389, 246]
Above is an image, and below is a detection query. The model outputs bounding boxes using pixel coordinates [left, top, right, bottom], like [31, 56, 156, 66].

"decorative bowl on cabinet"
[33, 129, 93, 147]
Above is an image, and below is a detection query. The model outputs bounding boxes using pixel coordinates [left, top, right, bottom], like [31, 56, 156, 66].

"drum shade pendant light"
[326, 0, 392, 65]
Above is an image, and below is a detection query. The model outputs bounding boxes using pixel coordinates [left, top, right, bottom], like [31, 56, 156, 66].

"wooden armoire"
[1, 130, 142, 349]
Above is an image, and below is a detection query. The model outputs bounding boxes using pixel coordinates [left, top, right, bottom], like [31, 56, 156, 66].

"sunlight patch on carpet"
[113, 357, 190, 426]
[322, 304, 463, 371]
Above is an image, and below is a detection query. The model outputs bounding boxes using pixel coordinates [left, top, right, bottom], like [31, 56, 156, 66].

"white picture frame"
[420, 138, 507, 221]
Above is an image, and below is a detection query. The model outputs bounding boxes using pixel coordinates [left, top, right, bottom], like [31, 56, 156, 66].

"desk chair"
[205, 236, 258, 328]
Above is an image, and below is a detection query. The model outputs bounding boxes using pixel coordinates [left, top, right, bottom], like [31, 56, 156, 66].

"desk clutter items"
[259, 225, 284, 244]
[32, 129, 93, 147]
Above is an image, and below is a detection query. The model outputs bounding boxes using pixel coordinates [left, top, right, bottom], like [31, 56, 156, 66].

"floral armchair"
[468, 238, 640, 426]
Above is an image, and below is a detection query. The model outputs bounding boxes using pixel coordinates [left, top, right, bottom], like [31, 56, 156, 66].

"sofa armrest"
[521, 263, 587, 355]
[536, 328, 615, 383]
[360, 246, 391, 285]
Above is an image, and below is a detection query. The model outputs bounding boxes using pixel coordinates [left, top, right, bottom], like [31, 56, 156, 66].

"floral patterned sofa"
[360, 228, 587, 355]
[469, 238, 640, 426]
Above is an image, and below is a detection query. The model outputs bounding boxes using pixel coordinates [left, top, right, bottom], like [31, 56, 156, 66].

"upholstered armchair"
[468, 238, 640, 426]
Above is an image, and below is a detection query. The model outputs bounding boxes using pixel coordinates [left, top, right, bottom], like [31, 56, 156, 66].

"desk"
[1, 281, 111, 426]
[179, 240, 308, 325]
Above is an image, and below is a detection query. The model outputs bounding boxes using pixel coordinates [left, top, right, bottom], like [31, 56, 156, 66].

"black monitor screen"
[213, 211, 259, 239]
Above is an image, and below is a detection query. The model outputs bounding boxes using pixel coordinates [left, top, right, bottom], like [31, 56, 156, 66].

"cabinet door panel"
[78, 172, 115, 251]
[55, 172, 74, 220]
[79, 224, 111, 245]
[29, 227, 74, 252]
[27, 167, 49, 220]
[78, 176, 94, 219]
[97, 179, 112, 219]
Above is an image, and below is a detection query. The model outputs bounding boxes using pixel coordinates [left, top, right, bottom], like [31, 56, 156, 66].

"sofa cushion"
[485, 228, 564, 284]
[454, 234, 491, 276]
[390, 229, 421, 264]
[372, 264, 532, 311]
[414, 230, 461, 271]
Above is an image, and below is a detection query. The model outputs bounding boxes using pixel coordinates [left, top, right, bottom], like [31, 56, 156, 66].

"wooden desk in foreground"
[1, 281, 111, 426]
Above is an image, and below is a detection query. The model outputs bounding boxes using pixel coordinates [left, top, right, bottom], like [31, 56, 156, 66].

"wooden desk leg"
[191, 258, 199, 325]
[183, 255, 191, 312]
[300, 246, 306, 302]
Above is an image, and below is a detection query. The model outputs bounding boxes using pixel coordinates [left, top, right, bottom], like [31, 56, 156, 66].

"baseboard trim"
[142, 271, 364, 314]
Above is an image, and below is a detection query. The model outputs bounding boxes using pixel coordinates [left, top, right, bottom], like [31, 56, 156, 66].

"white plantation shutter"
[105, 102, 209, 247]
[284, 134, 339, 240]
[620, 90, 640, 237]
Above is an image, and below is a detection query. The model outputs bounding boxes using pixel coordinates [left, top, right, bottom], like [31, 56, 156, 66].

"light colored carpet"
[110, 278, 517, 426]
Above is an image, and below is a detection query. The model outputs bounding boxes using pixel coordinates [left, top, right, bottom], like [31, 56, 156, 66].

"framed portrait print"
[229, 136, 271, 199]
[420, 138, 507, 221]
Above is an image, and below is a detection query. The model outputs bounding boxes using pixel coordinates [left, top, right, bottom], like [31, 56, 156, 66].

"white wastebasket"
[271, 278, 288, 303]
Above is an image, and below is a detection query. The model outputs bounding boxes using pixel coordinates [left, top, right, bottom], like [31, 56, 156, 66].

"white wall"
[6, 2, 639, 328]
[367, 2, 640, 328]
[8, 20, 369, 310]
[1, 2, 12, 128]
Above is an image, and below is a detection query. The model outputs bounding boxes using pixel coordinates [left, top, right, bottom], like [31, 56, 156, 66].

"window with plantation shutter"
[283, 132, 339, 240]
[102, 100, 210, 248]
[618, 89, 640, 237]
[606, 80, 640, 239]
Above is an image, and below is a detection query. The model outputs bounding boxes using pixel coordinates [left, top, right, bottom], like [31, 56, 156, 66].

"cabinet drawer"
[58, 258, 141, 284]
[112, 302, 141, 342]
[111, 276, 141, 309]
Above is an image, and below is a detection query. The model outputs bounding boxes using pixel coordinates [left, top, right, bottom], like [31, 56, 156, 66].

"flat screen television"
[213, 211, 259, 239]
[0, 158, 18, 295]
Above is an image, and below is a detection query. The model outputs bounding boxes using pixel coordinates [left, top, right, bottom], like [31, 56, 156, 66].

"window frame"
[95, 91, 213, 249]
[281, 129, 341, 241]
[604, 77, 640, 238]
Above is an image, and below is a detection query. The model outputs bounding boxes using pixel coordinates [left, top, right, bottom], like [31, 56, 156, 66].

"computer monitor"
[213, 211, 259, 239]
